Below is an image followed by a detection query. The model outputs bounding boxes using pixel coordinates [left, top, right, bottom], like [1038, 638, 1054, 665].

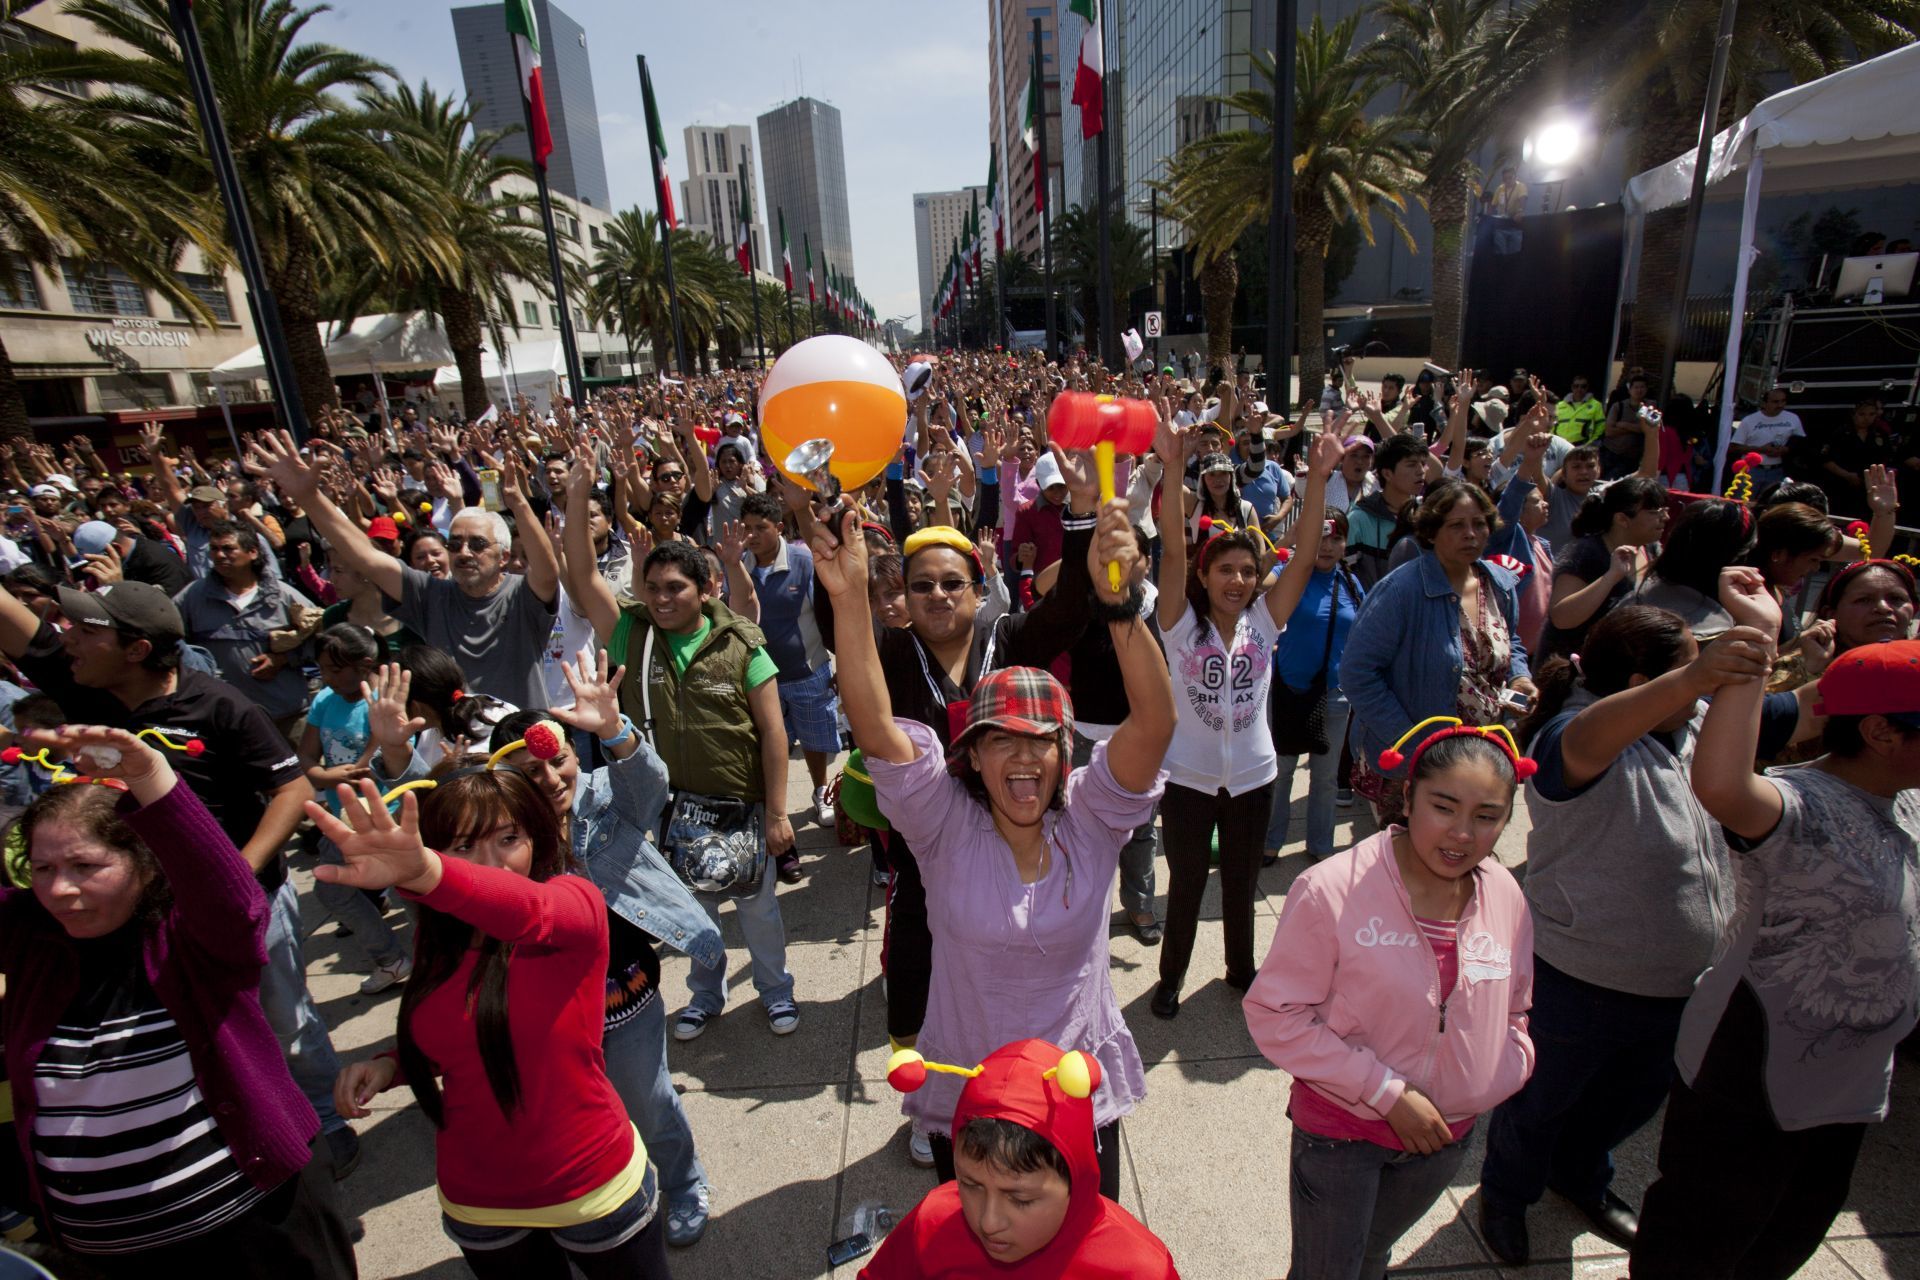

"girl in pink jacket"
[1244, 719, 1537, 1280]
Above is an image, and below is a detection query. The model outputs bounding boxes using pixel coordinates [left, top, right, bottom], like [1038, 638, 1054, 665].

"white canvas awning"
[210, 311, 457, 382]
[433, 338, 568, 413]
[1619, 42, 1920, 485]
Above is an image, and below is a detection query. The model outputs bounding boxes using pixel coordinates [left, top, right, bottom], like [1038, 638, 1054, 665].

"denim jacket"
[1340, 551, 1531, 775]
[377, 738, 723, 968]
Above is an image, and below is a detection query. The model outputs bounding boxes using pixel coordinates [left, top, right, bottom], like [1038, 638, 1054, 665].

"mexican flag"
[735, 173, 753, 275]
[779, 209, 792, 292]
[504, 0, 552, 168]
[969, 189, 983, 276]
[1022, 63, 1044, 213]
[1068, 0, 1104, 139]
[986, 147, 1003, 256]
[640, 59, 675, 227]
[804, 233, 816, 303]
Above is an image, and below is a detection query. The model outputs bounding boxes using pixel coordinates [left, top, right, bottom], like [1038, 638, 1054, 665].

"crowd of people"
[0, 342, 1912, 1280]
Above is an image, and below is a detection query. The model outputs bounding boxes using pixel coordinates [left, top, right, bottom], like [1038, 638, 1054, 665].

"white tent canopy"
[210, 310, 456, 383]
[433, 339, 569, 414]
[1619, 42, 1920, 485]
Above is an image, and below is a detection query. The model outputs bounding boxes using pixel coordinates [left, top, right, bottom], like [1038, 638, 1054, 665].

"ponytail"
[1517, 604, 1691, 748]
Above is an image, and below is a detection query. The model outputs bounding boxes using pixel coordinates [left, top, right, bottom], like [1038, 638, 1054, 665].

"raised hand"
[547, 646, 626, 741]
[363, 663, 426, 754]
[1307, 430, 1345, 480]
[1089, 498, 1138, 605]
[1718, 565, 1783, 634]
[427, 460, 462, 503]
[718, 519, 749, 565]
[565, 439, 597, 498]
[306, 782, 440, 895]
[1864, 463, 1898, 517]
[1686, 624, 1778, 694]
[1795, 617, 1838, 676]
[17, 725, 172, 804]
[807, 507, 868, 601]
[244, 429, 321, 502]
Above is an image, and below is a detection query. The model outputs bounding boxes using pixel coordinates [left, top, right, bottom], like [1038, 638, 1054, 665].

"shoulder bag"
[1270, 571, 1347, 757]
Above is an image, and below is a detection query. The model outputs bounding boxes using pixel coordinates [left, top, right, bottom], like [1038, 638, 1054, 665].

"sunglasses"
[446, 535, 496, 553]
[908, 577, 974, 597]
[656, 470, 685, 482]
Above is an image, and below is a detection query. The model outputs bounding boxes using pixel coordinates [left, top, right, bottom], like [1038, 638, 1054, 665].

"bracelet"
[598, 716, 636, 749]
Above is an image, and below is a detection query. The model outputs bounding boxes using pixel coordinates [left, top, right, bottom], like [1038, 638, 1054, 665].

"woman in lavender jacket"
[811, 495, 1176, 1201]
[0, 725, 355, 1277]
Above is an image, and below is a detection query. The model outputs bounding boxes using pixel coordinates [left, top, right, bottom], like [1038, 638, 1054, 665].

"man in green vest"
[563, 463, 799, 1041]
[1553, 375, 1606, 447]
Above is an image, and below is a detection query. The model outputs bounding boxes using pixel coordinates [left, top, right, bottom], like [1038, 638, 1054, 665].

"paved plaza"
[315, 762, 1919, 1280]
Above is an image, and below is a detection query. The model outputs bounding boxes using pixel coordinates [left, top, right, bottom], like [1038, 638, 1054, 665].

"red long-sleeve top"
[393, 857, 633, 1212]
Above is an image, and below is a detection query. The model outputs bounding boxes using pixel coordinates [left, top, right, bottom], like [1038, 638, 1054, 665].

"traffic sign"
[1143, 310, 1164, 337]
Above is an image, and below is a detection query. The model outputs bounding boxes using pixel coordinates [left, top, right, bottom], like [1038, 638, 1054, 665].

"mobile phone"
[1500, 689, 1534, 715]
[825, 1232, 872, 1268]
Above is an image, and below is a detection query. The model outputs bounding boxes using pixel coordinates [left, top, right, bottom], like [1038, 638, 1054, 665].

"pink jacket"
[1245, 830, 1535, 1125]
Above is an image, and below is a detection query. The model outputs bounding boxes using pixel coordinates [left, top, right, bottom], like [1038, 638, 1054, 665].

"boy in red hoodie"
[862, 1039, 1179, 1279]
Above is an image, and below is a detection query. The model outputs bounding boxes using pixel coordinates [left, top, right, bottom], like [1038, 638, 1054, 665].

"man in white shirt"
[1325, 435, 1380, 513]
[1732, 386, 1805, 488]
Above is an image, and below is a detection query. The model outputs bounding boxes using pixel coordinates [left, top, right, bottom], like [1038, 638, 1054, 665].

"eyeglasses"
[446, 535, 495, 553]
[908, 577, 974, 597]
[656, 470, 685, 483]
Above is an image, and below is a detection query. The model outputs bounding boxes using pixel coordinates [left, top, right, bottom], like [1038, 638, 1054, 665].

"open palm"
[307, 782, 437, 893]
[547, 647, 625, 740]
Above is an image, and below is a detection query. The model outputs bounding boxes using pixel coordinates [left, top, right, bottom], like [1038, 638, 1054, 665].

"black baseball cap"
[56, 582, 184, 644]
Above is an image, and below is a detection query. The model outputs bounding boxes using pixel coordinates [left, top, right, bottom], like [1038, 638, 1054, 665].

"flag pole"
[994, 148, 1006, 350]
[1033, 18, 1056, 361]
[1267, 0, 1297, 412]
[738, 160, 765, 370]
[637, 55, 688, 376]
[510, 31, 583, 404]
[167, 0, 310, 442]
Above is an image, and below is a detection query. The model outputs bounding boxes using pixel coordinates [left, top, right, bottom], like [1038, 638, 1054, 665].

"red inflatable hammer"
[1047, 392, 1159, 590]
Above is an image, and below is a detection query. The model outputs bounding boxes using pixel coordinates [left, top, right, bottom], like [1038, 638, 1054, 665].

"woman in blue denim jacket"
[368, 654, 726, 1248]
[1342, 480, 1535, 823]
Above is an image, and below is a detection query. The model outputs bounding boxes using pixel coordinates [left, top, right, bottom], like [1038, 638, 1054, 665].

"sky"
[302, 0, 992, 329]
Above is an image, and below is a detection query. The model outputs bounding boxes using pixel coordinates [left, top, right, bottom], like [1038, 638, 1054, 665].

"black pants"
[884, 837, 933, 1042]
[1631, 983, 1867, 1279]
[931, 1120, 1123, 1202]
[455, 1213, 671, 1280]
[1158, 781, 1273, 991]
[74, 1137, 357, 1279]
[1480, 956, 1689, 1211]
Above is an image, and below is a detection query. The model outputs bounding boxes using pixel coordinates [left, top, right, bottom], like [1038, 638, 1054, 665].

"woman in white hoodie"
[1244, 722, 1537, 1280]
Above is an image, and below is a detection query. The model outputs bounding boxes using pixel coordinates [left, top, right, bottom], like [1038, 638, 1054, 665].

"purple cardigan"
[0, 779, 318, 1217]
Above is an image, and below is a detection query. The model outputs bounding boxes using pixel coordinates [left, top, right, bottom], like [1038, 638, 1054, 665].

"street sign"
[1143, 310, 1164, 337]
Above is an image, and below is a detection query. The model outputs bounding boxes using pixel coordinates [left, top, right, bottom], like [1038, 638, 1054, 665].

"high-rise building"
[757, 98, 855, 288]
[680, 124, 769, 274]
[912, 186, 991, 332]
[986, 2, 1062, 259]
[451, 0, 611, 210]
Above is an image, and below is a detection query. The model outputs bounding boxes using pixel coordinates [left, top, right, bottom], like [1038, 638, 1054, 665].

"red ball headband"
[1378, 716, 1538, 781]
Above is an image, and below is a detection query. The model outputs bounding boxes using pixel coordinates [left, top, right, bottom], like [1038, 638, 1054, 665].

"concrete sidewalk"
[311, 765, 1919, 1280]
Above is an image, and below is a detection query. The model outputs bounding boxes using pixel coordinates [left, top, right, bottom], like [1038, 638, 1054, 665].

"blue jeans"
[1288, 1123, 1474, 1280]
[1073, 732, 1157, 916]
[686, 859, 793, 1013]
[1479, 955, 1688, 1210]
[314, 836, 407, 969]
[1266, 692, 1351, 857]
[259, 878, 345, 1135]
[602, 996, 707, 1208]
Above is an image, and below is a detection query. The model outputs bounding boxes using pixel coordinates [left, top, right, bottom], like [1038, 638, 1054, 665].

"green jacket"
[1554, 396, 1606, 446]
[609, 599, 766, 803]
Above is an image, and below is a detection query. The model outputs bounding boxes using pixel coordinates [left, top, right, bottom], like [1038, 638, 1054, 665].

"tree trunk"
[1624, 107, 1700, 379]
[651, 326, 673, 378]
[439, 286, 489, 423]
[1200, 250, 1238, 369]
[0, 332, 31, 443]
[1296, 208, 1335, 404]
[263, 230, 338, 419]
[1426, 168, 1471, 368]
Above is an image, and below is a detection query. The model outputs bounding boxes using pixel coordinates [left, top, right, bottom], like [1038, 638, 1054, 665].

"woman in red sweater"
[318, 768, 672, 1279]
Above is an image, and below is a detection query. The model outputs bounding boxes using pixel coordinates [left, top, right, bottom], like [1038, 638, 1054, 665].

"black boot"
[1149, 982, 1180, 1019]
[1479, 1193, 1530, 1266]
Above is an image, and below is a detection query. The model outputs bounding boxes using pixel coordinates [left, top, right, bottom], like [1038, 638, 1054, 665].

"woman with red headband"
[1147, 416, 1344, 1020]
[813, 497, 1174, 1201]
[1244, 718, 1536, 1280]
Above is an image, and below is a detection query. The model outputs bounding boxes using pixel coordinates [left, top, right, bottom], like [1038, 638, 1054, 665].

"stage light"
[1526, 119, 1585, 170]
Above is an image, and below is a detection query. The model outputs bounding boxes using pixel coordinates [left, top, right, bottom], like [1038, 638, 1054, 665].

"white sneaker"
[359, 955, 411, 995]
[908, 1126, 935, 1168]
[813, 785, 835, 826]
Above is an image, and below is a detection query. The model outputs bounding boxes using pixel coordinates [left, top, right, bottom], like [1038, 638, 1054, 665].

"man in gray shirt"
[244, 432, 559, 709]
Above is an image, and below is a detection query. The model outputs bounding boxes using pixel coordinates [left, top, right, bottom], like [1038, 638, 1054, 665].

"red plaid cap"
[945, 666, 1075, 772]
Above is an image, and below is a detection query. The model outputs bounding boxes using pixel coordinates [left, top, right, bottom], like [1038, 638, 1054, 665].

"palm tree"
[580, 209, 723, 377]
[1511, 0, 1919, 374]
[65, 0, 442, 415]
[1048, 205, 1153, 361]
[0, 33, 222, 438]
[1365, 0, 1537, 368]
[961, 248, 1040, 345]
[1158, 13, 1421, 398]
[349, 83, 549, 421]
